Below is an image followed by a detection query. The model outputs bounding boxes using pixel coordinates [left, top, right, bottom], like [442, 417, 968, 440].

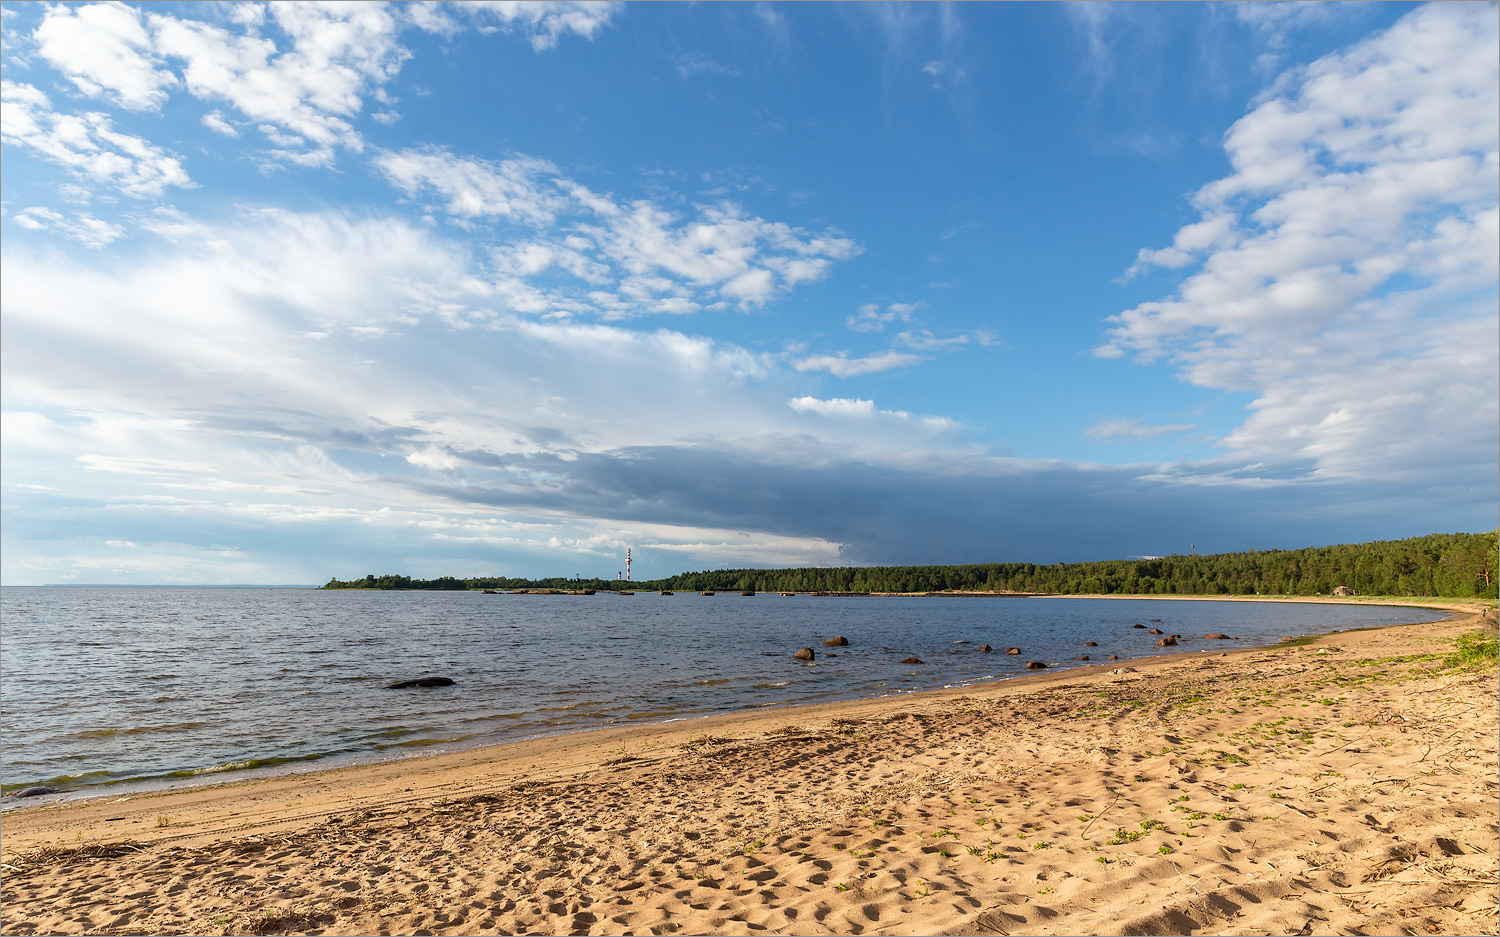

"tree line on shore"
[321, 530, 1497, 598]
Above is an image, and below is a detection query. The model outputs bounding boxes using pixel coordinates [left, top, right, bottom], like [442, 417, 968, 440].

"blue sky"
[1, 1, 1496, 584]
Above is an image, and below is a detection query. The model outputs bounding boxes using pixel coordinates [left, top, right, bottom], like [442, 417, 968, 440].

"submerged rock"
[975, 644, 992, 653]
[794, 647, 816, 661]
[900, 657, 924, 665]
[1148, 628, 1163, 635]
[1157, 636, 1178, 646]
[1132, 624, 1147, 629]
[1074, 655, 1090, 661]
[1025, 661, 1047, 669]
[822, 636, 849, 647]
[1004, 647, 1022, 655]
[7, 786, 59, 798]
[386, 677, 456, 689]
[1203, 633, 1235, 640]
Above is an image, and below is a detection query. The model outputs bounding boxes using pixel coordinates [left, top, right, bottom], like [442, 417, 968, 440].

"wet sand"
[3, 602, 1496, 936]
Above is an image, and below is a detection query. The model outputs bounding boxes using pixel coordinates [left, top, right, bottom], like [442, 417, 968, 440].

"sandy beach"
[3, 602, 1495, 937]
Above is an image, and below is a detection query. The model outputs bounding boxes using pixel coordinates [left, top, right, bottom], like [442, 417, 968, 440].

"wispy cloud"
[1083, 418, 1197, 442]
[790, 350, 924, 378]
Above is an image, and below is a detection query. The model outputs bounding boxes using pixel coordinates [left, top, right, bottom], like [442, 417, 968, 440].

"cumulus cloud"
[373, 147, 566, 224]
[25, 1, 614, 170]
[459, 1, 621, 52]
[373, 147, 860, 317]
[0, 81, 193, 197]
[1101, 3, 1499, 482]
[11, 207, 125, 248]
[846, 301, 919, 332]
[34, 1, 177, 110]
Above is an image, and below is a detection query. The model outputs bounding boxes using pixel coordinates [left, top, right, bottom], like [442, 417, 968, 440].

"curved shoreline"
[2, 599, 1481, 819]
[0, 596, 1476, 810]
[2, 603, 1494, 936]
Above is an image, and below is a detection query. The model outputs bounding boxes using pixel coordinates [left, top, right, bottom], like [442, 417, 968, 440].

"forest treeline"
[322, 530, 1497, 598]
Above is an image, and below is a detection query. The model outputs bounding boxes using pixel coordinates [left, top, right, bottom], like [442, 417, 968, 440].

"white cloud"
[0, 82, 193, 197]
[1083, 418, 1197, 442]
[846, 301, 919, 332]
[374, 147, 860, 317]
[674, 53, 740, 79]
[894, 329, 971, 352]
[12, 206, 125, 248]
[460, 1, 621, 51]
[790, 350, 925, 378]
[787, 395, 958, 430]
[35, 2, 178, 111]
[200, 110, 239, 137]
[372, 147, 566, 224]
[1101, 3, 1499, 481]
[150, 2, 407, 164]
[788, 395, 881, 419]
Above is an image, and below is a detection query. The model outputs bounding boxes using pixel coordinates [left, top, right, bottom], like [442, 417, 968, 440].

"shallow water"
[0, 587, 1447, 803]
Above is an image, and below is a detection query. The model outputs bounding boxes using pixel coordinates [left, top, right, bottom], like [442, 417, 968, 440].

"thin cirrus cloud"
[1099, 2, 1498, 483]
[1083, 419, 1198, 442]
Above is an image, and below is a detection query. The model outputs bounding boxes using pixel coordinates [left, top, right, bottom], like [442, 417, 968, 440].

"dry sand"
[3, 603, 1496, 936]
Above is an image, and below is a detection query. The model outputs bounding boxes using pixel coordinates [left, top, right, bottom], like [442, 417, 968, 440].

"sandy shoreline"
[3, 602, 1495, 936]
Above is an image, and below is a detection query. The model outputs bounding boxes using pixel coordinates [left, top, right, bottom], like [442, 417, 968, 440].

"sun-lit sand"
[3, 603, 1496, 936]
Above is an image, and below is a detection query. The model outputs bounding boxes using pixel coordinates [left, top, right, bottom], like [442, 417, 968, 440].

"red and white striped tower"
[626, 547, 632, 582]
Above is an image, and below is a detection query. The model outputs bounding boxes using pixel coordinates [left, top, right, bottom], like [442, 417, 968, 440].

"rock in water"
[1203, 633, 1235, 640]
[1083, 642, 1097, 647]
[900, 657, 924, 664]
[794, 647, 816, 661]
[1074, 655, 1090, 661]
[7, 786, 59, 798]
[386, 677, 456, 689]
[1148, 628, 1163, 635]
[1157, 636, 1178, 646]
[1025, 661, 1047, 669]
[1004, 647, 1022, 655]
[1131, 624, 1147, 629]
[822, 636, 849, 647]
[976, 644, 992, 653]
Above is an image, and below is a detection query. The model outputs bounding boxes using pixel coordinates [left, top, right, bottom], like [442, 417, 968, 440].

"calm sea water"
[0, 587, 1448, 804]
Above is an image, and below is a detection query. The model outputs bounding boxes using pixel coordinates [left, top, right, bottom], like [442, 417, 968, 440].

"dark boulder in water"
[1148, 628, 1163, 635]
[900, 657, 924, 664]
[1025, 661, 1047, 669]
[1083, 642, 1097, 646]
[1132, 624, 1147, 629]
[1203, 633, 1235, 640]
[1157, 636, 1178, 646]
[794, 647, 816, 661]
[976, 644, 992, 653]
[822, 636, 849, 647]
[386, 677, 456, 689]
[8, 786, 60, 798]
[1004, 647, 1022, 655]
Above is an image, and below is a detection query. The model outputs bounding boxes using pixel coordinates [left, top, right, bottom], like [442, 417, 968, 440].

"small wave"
[167, 751, 335, 779]
[2, 770, 111, 794]
[752, 681, 791, 689]
[373, 736, 466, 750]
